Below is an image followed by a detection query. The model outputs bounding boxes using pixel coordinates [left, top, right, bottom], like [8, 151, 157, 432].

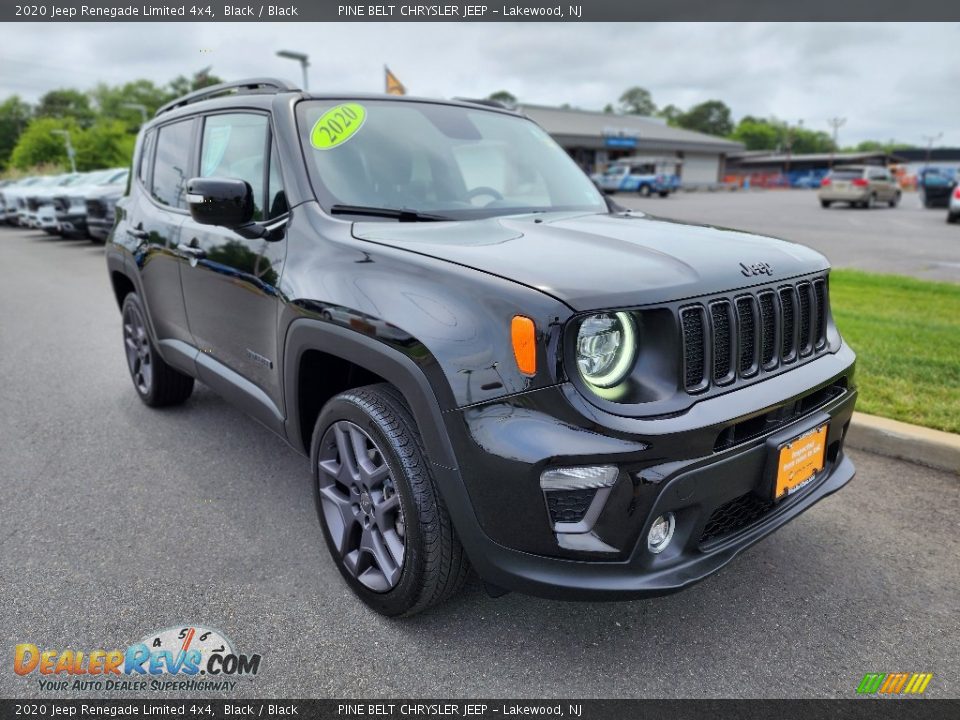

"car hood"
[351, 211, 830, 311]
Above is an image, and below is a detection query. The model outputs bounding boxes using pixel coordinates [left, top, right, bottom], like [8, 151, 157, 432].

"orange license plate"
[775, 425, 828, 499]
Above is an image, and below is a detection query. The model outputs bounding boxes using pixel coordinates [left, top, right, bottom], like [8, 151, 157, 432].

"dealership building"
[518, 104, 745, 185]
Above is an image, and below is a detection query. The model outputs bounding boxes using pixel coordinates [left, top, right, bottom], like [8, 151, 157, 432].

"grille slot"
[797, 282, 813, 356]
[678, 276, 829, 394]
[758, 291, 777, 369]
[710, 301, 734, 384]
[779, 287, 797, 363]
[813, 279, 827, 348]
[680, 306, 708, 392]
[735, 296, 759, 377]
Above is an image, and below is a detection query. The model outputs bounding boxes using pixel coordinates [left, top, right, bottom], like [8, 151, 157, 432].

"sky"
[1, 22, 958, 146]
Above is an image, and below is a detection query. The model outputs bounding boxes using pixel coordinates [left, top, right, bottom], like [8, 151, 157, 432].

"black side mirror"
[186, 177, 254, 228]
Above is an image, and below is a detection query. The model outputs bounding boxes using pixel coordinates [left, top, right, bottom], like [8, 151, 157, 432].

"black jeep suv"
[106, 79, 857, 616]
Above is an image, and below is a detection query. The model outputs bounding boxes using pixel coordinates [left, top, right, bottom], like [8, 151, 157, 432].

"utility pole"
[51, 129, 77, 173]
[826, 117, 846, 168]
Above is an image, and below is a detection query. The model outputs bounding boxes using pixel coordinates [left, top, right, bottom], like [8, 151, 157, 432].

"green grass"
[829, 269, 960, 434]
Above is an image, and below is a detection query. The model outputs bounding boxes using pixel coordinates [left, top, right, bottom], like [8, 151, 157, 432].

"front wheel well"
[296, 349, 388, 453]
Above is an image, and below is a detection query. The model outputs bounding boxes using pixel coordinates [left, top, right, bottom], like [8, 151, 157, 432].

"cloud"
[1, 21, 957, 145]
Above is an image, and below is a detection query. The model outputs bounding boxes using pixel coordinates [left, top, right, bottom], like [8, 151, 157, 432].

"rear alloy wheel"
[312, 384, 469, 616]
[120, 293, 194, 407]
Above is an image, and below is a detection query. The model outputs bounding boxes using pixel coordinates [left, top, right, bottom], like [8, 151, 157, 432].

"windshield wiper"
[329, 204, 452, 222]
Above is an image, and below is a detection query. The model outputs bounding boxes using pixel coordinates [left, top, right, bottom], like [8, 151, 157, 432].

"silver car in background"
[818, 165, 901, 208]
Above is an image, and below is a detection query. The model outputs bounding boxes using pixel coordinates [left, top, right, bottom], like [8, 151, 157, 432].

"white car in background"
[19, 174, 81, 228]
[0, 176, 43, 224]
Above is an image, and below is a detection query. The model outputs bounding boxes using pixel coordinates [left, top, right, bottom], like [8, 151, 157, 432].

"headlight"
[576, 311, 636, 388]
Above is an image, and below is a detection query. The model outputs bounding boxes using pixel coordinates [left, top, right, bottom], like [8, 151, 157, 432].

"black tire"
[638, 184, 652, 197]
[948, 212, 959, 225]
[820, 200, 831, 208]
[658, 191, 669, 198]
[889, 192, 900, 208]
[311, 383, 469, 616]
[120, 293, 194, 407]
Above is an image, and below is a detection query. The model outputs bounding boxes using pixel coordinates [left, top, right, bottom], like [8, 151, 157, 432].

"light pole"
[51, 129, 77, 173]
[122, 102, 148, 125]
[921, 132, 943, 169]
[276, 50, 309, 90]
[826, 117, 846, 168]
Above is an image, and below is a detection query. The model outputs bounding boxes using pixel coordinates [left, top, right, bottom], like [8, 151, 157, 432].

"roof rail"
[155, 77, 300, 117]
[452, 97, 514, 111]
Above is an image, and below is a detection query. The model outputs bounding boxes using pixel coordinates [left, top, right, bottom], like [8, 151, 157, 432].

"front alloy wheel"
[311, 384, 470, 616]
[317, 420, 406, 592]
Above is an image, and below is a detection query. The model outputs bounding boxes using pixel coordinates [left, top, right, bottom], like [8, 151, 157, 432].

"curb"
[847, 412, 960, 475]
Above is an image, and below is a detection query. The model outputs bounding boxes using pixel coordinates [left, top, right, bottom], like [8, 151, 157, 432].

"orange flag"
[385, 66, 406, 95]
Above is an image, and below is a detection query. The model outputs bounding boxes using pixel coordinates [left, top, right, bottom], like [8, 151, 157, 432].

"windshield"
[297, 100, 606, 220]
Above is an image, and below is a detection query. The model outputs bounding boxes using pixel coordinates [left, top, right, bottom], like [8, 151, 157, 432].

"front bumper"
[437, 344, 857, 600]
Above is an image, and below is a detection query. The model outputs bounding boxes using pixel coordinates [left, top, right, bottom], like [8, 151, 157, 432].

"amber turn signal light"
[511, 315, 537, 376]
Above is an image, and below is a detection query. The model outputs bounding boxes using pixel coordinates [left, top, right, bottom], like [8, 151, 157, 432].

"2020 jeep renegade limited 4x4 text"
[106, 79, 857, 616]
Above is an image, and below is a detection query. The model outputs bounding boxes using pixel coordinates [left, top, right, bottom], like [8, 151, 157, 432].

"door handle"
[176, 242, 206, 260]
[126, 228, 148, 240]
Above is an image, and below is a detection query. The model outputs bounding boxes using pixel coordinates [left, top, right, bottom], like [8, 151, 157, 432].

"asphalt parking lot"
[616, 189, 960, 283]
[0, 224, 957, 700]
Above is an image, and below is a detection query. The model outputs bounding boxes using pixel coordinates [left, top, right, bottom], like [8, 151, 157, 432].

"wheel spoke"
[318, 484, 358, 556]
[360, 526, 401, 589]
[382, 527, 405, 568]
[373, 492, 399, 528]
[333, 424, 360, 482]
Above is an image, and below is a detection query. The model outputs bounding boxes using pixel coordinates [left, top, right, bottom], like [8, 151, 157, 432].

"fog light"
[647, 513, 675, 554]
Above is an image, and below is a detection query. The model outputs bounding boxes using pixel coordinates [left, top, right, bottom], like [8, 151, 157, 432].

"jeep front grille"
[681, 277, 829, 393]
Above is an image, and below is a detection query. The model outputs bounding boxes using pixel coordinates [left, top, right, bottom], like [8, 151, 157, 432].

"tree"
[789, 127, 835, 154]
[602, 103, 614, 114]
[73, 120, 136, 170]
[675, 100, 733, 136]
[618, 86, 656, 116]
[487, 90, 517, 108]
[657, 104, 683, 125]
[91, 79, 171, 131]
[168, 68, 224, 98]
[9, 117, 80, 169]
[0, 96, 32, 170]
[730, 118, 780, 150]
[35, 89, 96, 128]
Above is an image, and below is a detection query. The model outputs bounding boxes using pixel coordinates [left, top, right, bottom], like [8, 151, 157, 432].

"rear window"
[830, 169, 863, 180]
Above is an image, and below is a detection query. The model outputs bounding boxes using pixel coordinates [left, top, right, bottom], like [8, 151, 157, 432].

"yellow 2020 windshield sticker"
[310, 103, 367, 150]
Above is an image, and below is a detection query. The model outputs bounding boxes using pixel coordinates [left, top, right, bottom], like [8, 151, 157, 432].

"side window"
[152, 120, 194, 209]
[267, 139, 288, 219]
[201, 113, 269, 221]
[138, 130, 156, 188]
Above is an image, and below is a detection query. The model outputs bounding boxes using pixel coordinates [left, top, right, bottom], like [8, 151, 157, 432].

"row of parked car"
[0, 168, 128, 241]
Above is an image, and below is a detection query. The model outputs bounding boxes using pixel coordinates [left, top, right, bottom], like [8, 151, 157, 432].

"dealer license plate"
[774, 425, 828, 500]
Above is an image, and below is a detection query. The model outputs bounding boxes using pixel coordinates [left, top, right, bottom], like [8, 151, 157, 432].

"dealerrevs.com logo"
[14, 625, 262, 693]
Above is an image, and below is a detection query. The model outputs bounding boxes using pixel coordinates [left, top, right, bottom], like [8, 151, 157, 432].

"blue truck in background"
[594, 156, 682, 196]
